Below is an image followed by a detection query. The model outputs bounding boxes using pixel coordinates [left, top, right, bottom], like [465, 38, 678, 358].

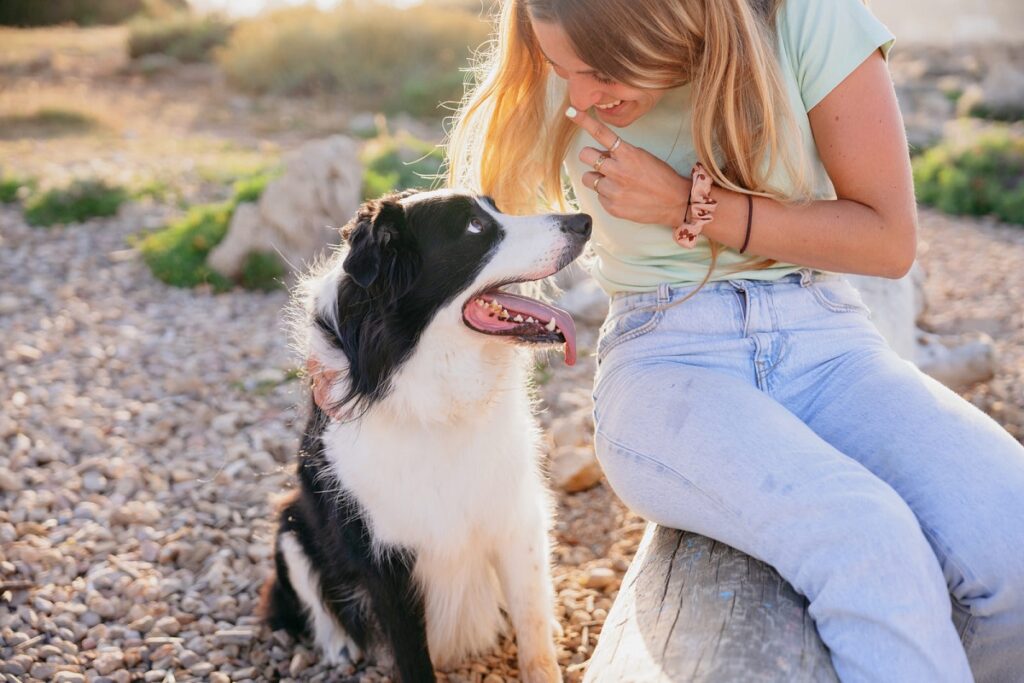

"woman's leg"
[780, 337, 1024, 683]
[593, 359, 974, 683]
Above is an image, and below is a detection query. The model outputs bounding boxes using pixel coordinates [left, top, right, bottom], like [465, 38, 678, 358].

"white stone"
[208, 135, 363, 279]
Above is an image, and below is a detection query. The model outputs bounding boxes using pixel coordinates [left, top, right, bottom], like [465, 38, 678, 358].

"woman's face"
[530, 17, 666, 127]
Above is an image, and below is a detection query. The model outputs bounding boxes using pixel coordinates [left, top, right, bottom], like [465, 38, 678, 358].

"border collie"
[261, 189, 592, 683]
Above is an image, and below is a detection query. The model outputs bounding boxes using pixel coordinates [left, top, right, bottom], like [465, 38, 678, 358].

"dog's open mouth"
[462, 288, 577, 366]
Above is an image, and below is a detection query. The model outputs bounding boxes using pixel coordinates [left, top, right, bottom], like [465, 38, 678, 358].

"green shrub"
[231, 168, 279, 203]
[218, 3, 489, 118]
[0, 173, 35, 203]
[0, 0, 149, 26]
[138, 201, 234, 290]
[913, 126, 1024, 225]
[239, 251, 285, 291]
[24, 179, 129, 226]
[361, 133, 445, 199]
[139, 167, 281, 291]
[0, 108, 103, 139]
[128, 12, 232, 62]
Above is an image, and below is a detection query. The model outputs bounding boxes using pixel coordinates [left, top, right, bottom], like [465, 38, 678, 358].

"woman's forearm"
[692, 184, 918, 279]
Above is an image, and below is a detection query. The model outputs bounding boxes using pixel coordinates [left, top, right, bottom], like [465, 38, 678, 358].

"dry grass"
[0, 25, 125, 72]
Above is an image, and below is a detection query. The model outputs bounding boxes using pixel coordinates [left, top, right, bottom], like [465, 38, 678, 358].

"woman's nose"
[567, 79, 603, 112]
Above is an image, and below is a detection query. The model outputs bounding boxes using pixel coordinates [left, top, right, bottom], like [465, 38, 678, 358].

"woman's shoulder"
[776, 0, 896, 112]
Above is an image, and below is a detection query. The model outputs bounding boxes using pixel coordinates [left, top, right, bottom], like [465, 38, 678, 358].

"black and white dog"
[261, 189, 591, 682]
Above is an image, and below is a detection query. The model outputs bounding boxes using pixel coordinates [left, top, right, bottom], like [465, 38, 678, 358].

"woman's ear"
[342, 200, 406, 289]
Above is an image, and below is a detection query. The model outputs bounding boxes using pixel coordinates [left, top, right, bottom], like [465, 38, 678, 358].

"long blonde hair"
[446, 0, 818, 281]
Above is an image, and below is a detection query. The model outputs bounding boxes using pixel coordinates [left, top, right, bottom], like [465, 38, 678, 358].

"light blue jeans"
[592, 269, 1024, 683]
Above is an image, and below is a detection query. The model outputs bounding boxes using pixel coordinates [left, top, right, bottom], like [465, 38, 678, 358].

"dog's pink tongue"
[488, 292, 578, 366]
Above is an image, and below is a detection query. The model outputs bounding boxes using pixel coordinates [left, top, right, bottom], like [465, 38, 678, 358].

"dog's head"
[297, 189, 591, 420]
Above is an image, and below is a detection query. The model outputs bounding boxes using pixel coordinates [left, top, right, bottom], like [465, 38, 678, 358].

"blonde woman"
[446, 0, 1024, 680]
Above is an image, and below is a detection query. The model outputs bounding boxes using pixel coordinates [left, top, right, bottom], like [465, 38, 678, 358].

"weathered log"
[584, 524, 838, 683]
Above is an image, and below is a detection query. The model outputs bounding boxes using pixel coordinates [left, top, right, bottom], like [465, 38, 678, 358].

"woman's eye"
[593, 73, 615, 85]
[468, 218, 484, 234]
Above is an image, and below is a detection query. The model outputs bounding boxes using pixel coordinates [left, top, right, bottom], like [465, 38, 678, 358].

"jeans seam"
[808, 281, 871, 316]
[595, 426, 742, 519]
[597, 309, 664, 363]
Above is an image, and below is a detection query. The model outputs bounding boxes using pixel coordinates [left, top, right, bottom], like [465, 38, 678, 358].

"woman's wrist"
[664, 173, 692, 227]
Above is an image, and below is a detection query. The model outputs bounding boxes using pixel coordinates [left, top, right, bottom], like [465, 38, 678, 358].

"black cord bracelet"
[739, 193, 753, 254]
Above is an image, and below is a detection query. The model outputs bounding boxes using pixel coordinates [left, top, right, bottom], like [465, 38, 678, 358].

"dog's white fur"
[290, 190, 566, 681]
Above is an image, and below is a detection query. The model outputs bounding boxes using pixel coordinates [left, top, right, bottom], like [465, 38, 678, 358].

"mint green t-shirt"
[562, 0, 896, 293]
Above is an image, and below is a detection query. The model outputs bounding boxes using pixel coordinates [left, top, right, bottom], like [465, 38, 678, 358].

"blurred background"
[0, 1, 1022, 681]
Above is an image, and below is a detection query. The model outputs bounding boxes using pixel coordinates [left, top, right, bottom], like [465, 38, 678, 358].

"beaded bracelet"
[673, 162, 717, 249]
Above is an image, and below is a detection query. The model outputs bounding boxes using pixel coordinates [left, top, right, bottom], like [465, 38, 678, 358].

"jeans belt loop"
[798, 268, 814, 287]
[657, 282, 671, 304]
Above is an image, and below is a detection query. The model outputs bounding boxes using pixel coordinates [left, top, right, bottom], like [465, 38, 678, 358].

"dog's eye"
[467, 218, 484, 234]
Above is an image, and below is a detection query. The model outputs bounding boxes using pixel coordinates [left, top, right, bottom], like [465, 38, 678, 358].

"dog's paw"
[519, 653, 562, 683]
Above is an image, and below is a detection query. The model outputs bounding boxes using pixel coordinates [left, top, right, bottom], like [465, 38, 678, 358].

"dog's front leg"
[365, 553, 436, 683]
[496, 507, 562, 683]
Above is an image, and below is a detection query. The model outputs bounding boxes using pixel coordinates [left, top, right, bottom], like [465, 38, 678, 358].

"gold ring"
[592, 175, 603, 192]
[593, 154, 609, 172]
[609, 136, 622, 153]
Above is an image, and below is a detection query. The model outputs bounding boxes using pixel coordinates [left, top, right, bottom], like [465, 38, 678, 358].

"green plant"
[139, 201, 234, 290]
[0, 0, 167, 26]
[128, 12, 232, 62]
[24, 179, 128, 226]
[361, 133, 445, 199]
[912, 126, 1024, 225]
[0, 173, 35, 203]
[0, 108, 103, 139]
[138, 167, 282, 291]
[239, 250, 285, 291]
[231, 168, 279, 203]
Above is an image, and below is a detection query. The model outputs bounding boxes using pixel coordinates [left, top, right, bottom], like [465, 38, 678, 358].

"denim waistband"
[608, 268, 843, 314]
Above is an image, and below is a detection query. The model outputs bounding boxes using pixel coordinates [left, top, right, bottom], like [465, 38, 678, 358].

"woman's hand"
[567, 106, 691, 227]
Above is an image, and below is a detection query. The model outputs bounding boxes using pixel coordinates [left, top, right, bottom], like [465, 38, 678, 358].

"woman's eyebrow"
[538, 49, 598, 76]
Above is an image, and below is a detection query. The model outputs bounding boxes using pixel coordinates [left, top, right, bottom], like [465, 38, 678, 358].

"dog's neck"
[375, 320, 525, 426]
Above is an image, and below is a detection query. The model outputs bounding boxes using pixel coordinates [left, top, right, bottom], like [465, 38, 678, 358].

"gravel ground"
[1, 202, 1021, 681]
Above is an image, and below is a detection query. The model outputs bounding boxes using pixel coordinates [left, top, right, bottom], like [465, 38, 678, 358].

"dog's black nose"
[561, 214, 592, 239]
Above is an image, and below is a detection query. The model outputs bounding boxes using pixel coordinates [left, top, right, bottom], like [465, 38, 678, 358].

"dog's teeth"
[513, 315, 524, 323]
[476, 299, 485, 306]
[498, 310, 509, 320]
[526, 317, 536, 324]
[545, 319, 557, 331]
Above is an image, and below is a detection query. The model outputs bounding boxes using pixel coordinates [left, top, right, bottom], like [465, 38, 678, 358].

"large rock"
[957, 57, 1024, 120]
[208, 135, 362, 279]
[848, 268, 920, 361]
[847, 267, 996, 388]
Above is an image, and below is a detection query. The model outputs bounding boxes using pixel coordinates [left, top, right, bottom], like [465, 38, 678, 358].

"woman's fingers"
[565, 106, 629, 154]
[582, 171, 615, 197]
[579, 146, 622, 176]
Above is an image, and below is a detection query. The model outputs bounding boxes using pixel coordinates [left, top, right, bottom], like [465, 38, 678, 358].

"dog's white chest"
[322, 414, 537, 550]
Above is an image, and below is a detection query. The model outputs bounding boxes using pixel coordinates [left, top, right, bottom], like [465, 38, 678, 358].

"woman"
[445, 0, 1024, 681]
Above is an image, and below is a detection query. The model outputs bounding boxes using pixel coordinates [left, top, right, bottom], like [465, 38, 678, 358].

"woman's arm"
[700, 49, 917, 278]
[569, 49, 917, 278]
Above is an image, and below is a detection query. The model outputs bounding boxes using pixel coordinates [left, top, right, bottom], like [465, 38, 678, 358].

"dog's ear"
[342, 200, 406, 289]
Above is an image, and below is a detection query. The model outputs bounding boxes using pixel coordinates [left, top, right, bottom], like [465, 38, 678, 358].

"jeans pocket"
[596, 305, 664, 364]
[808, 278, 872, 316]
